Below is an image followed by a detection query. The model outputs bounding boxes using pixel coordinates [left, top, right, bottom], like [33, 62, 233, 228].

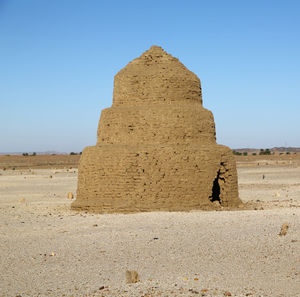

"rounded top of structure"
[113, 45, 202, 106]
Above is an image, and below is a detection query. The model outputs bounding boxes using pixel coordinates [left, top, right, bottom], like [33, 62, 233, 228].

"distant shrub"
[232, 150, 242, 156]
[23, 153, 29, 156]
[32, 152, 36, 156]
[259, 149, 271, 155]
[70, 152, 77, 155]
[286, 152, 290, 155]
[243, 152, 248, 156]
[252, 153, 257, 156]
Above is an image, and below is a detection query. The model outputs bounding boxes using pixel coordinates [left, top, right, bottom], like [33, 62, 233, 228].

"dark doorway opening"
[209, 170, 221, 203]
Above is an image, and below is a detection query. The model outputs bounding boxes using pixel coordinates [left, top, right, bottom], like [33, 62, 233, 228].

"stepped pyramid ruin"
[72, 46, 241, 213]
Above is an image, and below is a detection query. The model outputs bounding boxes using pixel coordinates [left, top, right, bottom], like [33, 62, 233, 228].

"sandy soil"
[0, 161, 299, 296]
[0, 154, 80, 170]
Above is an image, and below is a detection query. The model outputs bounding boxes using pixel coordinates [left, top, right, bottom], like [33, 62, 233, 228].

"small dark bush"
[233, 150, 242, 156]
[259, 149, 271, 155]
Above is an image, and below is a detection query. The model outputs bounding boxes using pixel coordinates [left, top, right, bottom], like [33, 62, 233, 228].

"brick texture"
[72, 46, 241, 213]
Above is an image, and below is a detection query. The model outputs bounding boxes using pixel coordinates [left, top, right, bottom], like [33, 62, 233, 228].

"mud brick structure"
[72, 46, 241, 213]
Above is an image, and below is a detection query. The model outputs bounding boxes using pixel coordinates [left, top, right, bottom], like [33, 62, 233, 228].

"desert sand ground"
[0, 155, 299, 297]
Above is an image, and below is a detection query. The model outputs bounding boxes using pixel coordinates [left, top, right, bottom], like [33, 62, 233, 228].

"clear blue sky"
[1, 0, 299, 153]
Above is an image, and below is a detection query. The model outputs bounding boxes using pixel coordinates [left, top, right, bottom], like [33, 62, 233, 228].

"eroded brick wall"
[72, 46, 241, 213]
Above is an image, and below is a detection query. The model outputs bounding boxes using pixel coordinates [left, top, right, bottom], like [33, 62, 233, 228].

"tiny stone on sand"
[126, 270, 140, 283]
[279, 222, 289, 236]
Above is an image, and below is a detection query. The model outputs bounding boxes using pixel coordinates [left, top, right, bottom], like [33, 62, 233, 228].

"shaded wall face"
[209, 153, 240, 207]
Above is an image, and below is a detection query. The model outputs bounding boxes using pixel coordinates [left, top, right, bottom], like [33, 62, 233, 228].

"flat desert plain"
[0, 154, 299, 297]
